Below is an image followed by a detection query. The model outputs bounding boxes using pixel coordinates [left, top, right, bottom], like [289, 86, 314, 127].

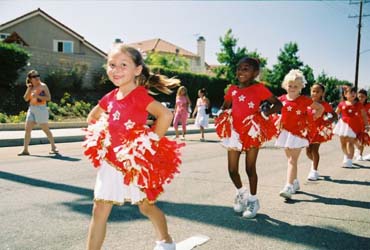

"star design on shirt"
[348, 109, 352, 113]
[112, 110, 120, 121]
[238, 95, 246, 102]
[368, 110, 370, 114]
[282, 101, 286, 106]
[124, 119, 135, 130]
[248, 101, 255, 109]
[107, 102, 113, 113]
[287, 106, 292, 112]
[355, 112, 358, 116]
[296, 110, 301, 115]
[232, 90, 237, 96]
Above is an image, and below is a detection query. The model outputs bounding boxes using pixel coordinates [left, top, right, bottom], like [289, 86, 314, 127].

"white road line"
[176, 234, 210, 250]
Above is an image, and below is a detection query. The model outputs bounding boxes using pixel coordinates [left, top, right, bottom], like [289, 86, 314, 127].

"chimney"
[114, 38, 123, 43]
[197, 36, 206, 71]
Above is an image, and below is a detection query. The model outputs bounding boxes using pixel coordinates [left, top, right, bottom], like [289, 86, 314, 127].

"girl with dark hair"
[215, 57, 282, 218]
[192, 88, 210, 141]
[355, 88, 370, 160]
[83, 44, 183, 250]
[306, 83, 337, 180]
[333, 86, 368, 168]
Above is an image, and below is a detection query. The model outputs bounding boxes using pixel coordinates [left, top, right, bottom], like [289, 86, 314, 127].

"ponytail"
[137, 64, 180, 95]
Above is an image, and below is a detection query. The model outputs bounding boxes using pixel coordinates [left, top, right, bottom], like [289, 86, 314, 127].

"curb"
[0, 127, 216, 147]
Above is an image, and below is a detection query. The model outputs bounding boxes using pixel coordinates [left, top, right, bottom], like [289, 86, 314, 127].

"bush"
[0, 42, 30, 88]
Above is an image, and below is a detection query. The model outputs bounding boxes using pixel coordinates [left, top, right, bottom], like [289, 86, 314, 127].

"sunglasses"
[29, 75, 40, 78]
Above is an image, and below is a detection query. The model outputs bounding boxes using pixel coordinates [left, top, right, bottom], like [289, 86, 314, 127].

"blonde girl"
[173, 86, 191, 140]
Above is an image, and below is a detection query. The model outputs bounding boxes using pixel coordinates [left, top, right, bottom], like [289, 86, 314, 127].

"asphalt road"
[1, 133, 369, 250]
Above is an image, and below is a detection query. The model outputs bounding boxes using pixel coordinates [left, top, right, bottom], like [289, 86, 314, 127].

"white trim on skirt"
[333, 119, 356, 138]
[220, 129, 243, 151]
[275, 129, 309, 149]
[94, 160, 147, 205]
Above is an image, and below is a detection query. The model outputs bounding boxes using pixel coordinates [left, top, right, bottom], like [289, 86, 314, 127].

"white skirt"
[333, 119, 356, 138]
[94, 160, 146, 205]
[220, 129, 243, 151]
[194, 106, 209, 128]
[275, 129, 309, 149]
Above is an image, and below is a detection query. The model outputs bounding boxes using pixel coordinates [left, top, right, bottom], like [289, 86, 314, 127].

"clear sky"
[1, 0, 370, 88]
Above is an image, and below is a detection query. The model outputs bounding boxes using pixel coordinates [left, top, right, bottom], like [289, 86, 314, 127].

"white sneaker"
[154, 240, 176, 250]
[242, 199, 260, 218]
[342, 155, 348, 164]
[363, 154, 370, 160]
[293, 179, 300, 193]
[307, 170, 319, 181]
[180, 135, 186, 141]
[355, 155, 365, 161]
[343, 159, 353, 168]
[233, 192, 248, 212]
[279, 185, 294, 199]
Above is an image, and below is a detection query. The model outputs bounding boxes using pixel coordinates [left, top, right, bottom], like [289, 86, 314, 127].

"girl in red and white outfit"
[355, 88, 370, 161]
[215, 57, 282, 218]
[173, 86, 191, 140]
[275, 70, 324, 199]
[333, 86, 368, 168]
[83, 44, 183, 250]
[306, 83, 337, 181]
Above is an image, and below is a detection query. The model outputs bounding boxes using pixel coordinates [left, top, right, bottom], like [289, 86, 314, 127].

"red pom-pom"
[215, 110, 232, 138]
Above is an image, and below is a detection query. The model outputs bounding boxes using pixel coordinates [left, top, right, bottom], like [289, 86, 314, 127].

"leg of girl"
[345, 137, 357, 168]
[306, 143, 321, 180]
[228, 150, 248, 212]
[172, 113, 180, 139]
[138, 200, 175, 250]
[180, 112, 187, 139]
[200, 126, 205, 141]
[18, 120, 35, 155]
[242, 147, 260, 218]
[86, 202, 113, 250]
[340, 136, 354, 168]
[280, 148, 301, 199]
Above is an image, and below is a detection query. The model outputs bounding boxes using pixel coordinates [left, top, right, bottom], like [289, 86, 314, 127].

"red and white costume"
[307, 101, 334, 144]
[333, 101, 364, 139]
[275, 95, 313, 148]
[215, 83, 277, 151]
[83, 86, 184, 204]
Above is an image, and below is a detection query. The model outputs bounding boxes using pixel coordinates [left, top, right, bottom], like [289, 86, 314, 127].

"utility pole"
[349, 0, 370, 89]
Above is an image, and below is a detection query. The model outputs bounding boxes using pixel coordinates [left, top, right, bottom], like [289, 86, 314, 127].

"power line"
[349, 0, 370, 89]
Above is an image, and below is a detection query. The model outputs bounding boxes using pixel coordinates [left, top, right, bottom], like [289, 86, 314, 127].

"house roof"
[3, 31, 29, 46]
[128, 38, 198, 58]
[0, 8, 106, 57]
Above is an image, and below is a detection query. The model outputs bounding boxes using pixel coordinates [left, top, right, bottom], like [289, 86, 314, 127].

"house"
[0, 8, 106, 88]
[128, 36, 209, 74]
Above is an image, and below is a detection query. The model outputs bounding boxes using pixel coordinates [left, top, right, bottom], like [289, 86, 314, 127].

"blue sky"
[1, 1, 370, 88]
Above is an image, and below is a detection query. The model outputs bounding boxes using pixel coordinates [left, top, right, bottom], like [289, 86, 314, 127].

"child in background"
[192, 88, 210, 141]
[333, 86, 368, 168]
[83, 44, 183, 250]
[306, 83, 337, 180]
[275, 70, 324, 199]
[216, 57, 282, 218]
[355, 88, 370, 161]
[173, 86, 191, 140]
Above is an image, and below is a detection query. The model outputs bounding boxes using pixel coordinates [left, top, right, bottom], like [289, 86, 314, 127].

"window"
[53, 40, 73, 53]
[0, 33, 10, 41]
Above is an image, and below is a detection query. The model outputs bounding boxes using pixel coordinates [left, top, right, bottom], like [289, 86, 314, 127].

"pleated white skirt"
[94, 160, 146, 205]
[275, 129, 309, 149]
[333, 119, 356, 138]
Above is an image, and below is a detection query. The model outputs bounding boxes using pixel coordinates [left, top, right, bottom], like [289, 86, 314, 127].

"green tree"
[0, 42, 30, 87]
[265, 42, 314, 96]
[316, 72, 352, 106]
[145, 52, 189, 71]
[215, 29, 267, 84]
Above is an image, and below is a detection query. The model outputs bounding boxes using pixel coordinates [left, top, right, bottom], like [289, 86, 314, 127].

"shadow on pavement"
[291, 190, 370, 209]
[27, 153, 81, 162]
[1, 171, 369, 249]
[322, 175, 370, 186]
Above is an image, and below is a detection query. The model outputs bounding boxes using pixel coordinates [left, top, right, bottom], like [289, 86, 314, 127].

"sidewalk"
[0, 121, 215, 147]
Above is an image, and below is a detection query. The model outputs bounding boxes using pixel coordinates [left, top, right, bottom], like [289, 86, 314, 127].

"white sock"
[248, 195, 257, 201]
[237, 186, 247, 195]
